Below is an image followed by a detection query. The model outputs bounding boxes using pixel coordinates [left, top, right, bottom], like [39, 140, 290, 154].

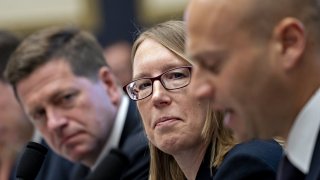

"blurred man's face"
[0, 81, 32, 151]
[16, 59, 119, 167]
[186, 0, 285, 141]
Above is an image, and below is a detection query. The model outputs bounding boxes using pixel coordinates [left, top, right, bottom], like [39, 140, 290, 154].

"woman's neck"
[173, 142, 209, 180]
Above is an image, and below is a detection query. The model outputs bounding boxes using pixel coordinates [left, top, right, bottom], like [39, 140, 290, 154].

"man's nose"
[46, 108, 67, 132]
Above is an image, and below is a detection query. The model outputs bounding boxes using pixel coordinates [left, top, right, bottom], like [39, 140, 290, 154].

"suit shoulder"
[230, 139, 282, 155]
[214, 140, 283, 179]
[224, 139, 283, 171]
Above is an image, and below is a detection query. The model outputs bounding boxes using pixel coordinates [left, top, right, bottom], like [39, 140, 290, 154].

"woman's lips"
[154, 116, 181, 128]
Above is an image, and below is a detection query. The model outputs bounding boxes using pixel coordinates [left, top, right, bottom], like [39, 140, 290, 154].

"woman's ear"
[273, 17, 306, 70]
[98, 66, 121, 106]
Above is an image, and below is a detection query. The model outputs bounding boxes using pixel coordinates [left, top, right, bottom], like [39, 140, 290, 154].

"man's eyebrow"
[188, 53, 205, 63]
[191, 50, 227, 62]
[187, 51, 211, 65]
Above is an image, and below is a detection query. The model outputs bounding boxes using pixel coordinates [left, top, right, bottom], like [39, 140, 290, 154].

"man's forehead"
[188, 0, 251, 22]
[188, 1, 228, 32]
[187, 0, 251, 42]
[186, 0, 251, 65]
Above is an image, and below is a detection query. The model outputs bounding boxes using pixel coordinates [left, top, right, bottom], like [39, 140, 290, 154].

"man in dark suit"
[4, 26, 149, 179]
[35, 140, 78, 180]
[0, 29, 79, 180]
[186, 0, 320, 179]
[72, 100, 149, 180]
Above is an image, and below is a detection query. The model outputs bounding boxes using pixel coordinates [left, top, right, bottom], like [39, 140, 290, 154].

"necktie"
[277, 156, 306, 180]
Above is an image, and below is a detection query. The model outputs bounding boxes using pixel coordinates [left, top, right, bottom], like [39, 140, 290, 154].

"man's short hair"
[5, 26, 107, 90]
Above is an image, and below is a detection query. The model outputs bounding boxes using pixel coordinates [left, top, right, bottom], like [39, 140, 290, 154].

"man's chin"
[63, 147, 88, 163]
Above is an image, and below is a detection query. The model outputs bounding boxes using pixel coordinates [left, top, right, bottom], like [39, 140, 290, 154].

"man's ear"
[273, 17, 306, 70]
[98, 66, 121, 106]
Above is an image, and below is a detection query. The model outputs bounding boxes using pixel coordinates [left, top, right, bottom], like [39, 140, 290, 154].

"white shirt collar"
[92, 95, 130, 170]
[286, 88, 320, 173]
[32, 129, 42, 143]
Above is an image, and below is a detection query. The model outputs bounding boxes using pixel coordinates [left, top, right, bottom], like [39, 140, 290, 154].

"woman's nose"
[151, 80, 171, 108]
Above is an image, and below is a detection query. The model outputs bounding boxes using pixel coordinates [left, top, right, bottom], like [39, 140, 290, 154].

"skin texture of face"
[133, 38, 209, 156]
[0, 81, 33, 180]
[16, 59, 120, 167]
[0, 82, 30, 149]
[186, 0, 297, 141]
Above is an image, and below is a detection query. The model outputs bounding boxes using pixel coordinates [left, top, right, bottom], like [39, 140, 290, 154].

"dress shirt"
[92, 95, 129, 170]
[286, 88, 320, 173]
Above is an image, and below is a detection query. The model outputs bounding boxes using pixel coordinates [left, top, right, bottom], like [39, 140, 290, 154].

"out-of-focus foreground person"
[124, 20, 282, 180]
[4, 26, 149, 179]
[186, 0, 320, 179]
[0, 31, 33, 180]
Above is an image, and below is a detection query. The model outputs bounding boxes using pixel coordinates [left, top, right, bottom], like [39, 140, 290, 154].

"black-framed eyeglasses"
[123, 66, 192, 101]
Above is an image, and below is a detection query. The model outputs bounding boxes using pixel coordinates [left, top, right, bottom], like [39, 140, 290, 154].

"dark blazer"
[116, 101, 150, 180]
[277, 130, 320, 180]
[72, 100, 150, 180]
[196, 139, 283, 180]
[10, 139, 79, 180]
[305, 131, 320, 180]
[35, 141, 81, 180]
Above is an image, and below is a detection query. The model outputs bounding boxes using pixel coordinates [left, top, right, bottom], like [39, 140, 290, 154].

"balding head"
[187, 0, 320, 45]
[246, 0, 320, 44]
[186, 0, 320, 140]
[186, 0, 251, 63]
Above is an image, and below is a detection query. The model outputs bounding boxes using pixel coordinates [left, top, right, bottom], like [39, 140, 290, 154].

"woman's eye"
[138, 82, 152, 90]
[167, 72, 187, 80]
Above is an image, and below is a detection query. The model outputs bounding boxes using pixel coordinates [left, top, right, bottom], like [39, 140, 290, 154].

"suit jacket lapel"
[306, 128, 320, 180]
[119, 100, 142, 147]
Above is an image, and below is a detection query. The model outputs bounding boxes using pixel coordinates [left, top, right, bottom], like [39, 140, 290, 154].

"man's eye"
[207, 65, 221, 74]
[32, 109, 46, 122]
[63, 93, 75, 101]
[59, 92, 78, 107]
[193, 53, 226, 75]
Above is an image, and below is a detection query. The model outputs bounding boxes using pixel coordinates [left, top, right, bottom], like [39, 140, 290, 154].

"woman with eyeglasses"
[123, 20, 283, 180]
